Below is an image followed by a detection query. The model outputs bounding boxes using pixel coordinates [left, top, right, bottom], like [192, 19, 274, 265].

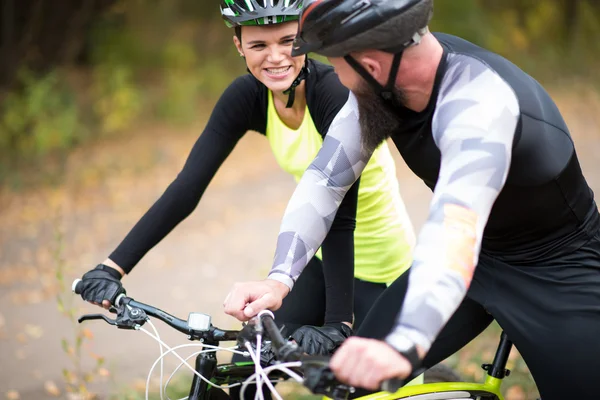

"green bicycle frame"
[357, 375, 503, 400]
[343, 332, 514, 400]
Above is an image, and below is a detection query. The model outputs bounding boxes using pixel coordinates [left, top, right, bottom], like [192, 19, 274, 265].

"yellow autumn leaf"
[81, 328, 94, 339]
[133, 379, 147, 391]
[6, 390, 20, 399]
[44, 380, 60, 397]
[16, 334, 26, 345]
[24, 324, 44, 339]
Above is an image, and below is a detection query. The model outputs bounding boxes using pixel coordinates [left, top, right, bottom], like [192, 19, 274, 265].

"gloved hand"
[290, 322, 353, 356]
[79, 264, 126, 307]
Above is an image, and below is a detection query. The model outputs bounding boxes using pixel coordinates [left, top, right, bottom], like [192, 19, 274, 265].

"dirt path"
[1, 89, 599, 399]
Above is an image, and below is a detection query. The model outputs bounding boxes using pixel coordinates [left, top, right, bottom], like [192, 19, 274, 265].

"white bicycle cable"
[132, 308, 301, 400]
[241, 309, 304, 400]
[163, 343, 252, 400]
[242, 337, 293, 400]
[255, 333, 264, 400]
[145, 319, 166, 400]
[241, 361, 304, 400]
[138, 325, 247, 400]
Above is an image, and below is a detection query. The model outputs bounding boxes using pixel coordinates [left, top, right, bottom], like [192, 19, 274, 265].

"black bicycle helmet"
[292, 0, 433, 107]
[221, 0, 303, 28]
[292, 0, 432, 57]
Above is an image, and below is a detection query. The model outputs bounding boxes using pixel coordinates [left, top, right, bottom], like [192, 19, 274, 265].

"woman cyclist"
[75, 0, 415, 376]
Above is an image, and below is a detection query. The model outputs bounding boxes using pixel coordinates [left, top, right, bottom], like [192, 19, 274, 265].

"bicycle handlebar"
[72, 279, 238, 342]
[257, 312, 411, 396]
[73, 279, 413, 396]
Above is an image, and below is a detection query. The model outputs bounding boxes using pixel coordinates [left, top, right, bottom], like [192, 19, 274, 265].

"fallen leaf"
[463, 362, 479, 378]
[97, 368, 110, 378]
[505, 385, 526, 400]
[81, 328, 94, 340]
[6, 390, 20, 399]
[65, 393, 98, 400]
[44, 380, 60, 397]
[24, 324, 44, 339]
[16, 333, 27, 344]
[132, 379, 146, 392]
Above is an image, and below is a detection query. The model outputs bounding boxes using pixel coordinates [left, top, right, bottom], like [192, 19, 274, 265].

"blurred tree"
[0, 0, 598, 185]
[0, 0, 117, 91]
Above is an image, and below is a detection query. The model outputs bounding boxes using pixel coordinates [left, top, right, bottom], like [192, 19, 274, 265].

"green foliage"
[0, 69, 81, 156]
[54, 220, 105, 399]
[430, 0, 600, 82]
[155, 41, 203, 124]
[92, 64, 142, 135]
[429, 0, 488, 47]
[0, 0, 598, 188]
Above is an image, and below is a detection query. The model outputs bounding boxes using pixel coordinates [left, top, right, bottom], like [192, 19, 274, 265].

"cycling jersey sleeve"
[267, 92, 372, 289]
[385, 57, 520, 353]
[306, 64, 361, 323]
[109, 76, 263, 273]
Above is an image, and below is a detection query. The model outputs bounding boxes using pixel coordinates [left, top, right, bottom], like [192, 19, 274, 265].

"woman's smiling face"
[234, 22, 305, 92]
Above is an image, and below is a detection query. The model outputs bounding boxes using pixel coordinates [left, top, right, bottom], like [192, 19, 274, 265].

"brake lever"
[78, 314, 117, 326]
[77, 306, 147, 330]
[302, 363, 354, 400]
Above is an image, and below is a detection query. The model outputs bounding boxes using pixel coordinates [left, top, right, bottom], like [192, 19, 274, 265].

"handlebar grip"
[72, 279, 83, 294]
[71, 279, 125, 307]
[115, 293, 126, 307]
[259, 312, 286, 348]
[380, 378, 405, 393]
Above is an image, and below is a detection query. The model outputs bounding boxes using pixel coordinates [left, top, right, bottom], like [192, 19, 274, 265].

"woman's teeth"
[266, 66, 291, 75]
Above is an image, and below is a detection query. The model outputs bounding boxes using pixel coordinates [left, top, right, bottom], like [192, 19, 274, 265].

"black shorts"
[356, 230, 600, 400]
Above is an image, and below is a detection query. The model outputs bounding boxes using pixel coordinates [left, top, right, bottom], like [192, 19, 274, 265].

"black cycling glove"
[290, 322, 353, 356]
[79, 264, 125, 305]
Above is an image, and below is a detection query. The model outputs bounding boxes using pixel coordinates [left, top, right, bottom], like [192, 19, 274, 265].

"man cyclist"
[223, 1, 600, 399]
[74, 0, 416, 368]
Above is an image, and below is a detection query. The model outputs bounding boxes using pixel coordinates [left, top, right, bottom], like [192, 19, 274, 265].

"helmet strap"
[283, 58, 311, 108]
[344, 52, 403, 108]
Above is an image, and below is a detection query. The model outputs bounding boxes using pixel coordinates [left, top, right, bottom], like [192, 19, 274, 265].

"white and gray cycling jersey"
[267, 50, 520, 352]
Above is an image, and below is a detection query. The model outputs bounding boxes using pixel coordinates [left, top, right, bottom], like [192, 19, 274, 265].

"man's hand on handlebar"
[77, 260, 126, 310]
[330, 337, 414, 391]
[223, 279, 290, 321]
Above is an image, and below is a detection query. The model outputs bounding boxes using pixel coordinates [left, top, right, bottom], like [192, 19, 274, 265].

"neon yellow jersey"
[266, 91, 415, 284]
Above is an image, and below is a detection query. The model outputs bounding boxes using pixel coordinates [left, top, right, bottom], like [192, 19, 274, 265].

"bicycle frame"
[356, 332, 513, 400]
[187, 344, 260, 399]
[187, 342, 294, 399]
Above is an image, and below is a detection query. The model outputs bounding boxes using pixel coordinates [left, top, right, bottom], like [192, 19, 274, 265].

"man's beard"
[354, 80, 407, 154]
